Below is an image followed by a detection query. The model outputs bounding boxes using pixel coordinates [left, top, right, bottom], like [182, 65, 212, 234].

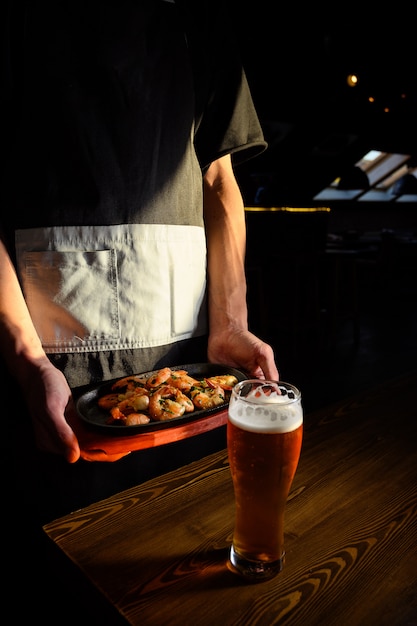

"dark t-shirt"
[2, 0, 266, 230]
[1, 1, 267, 386]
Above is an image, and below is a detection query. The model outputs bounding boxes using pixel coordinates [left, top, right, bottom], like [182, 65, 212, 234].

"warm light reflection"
[347, 74, 358, 87]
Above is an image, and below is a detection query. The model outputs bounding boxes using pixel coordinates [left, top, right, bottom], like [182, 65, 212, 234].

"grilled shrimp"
[148, 384, 194, 421]
[146, 366, 172, 389]
[111, 374, 147, 392]
[190, 384, 226, 410]
[98, 367, 237, 426]
[204, 374, 238, 390]
[100, 386, 149, 418]
[106, 406, 150, 425]
[116, 389, 150, 413]
[98, 392, 121, 410]
[124, 413, 150, 426]
[166, 369, 199, 393]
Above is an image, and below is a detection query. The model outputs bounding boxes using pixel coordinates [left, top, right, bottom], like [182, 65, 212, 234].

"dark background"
[232, 3, 417, 205]
[226, 4, 417, 409]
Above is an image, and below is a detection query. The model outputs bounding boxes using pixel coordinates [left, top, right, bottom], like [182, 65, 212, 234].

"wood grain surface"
[44, 371, 417, 625]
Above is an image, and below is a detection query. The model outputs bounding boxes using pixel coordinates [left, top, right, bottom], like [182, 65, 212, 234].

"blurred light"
[347, 74, 358, 87]
[361, 150, 383, 163]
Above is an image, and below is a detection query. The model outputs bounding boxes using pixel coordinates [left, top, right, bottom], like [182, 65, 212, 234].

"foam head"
[228, 381, 303, 433]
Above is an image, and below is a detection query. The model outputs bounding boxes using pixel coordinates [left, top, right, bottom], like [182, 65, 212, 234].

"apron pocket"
[22, 249, 120, 349]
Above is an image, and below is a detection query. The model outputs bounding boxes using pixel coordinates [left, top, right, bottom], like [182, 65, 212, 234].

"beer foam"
[228, 387, 303, 433]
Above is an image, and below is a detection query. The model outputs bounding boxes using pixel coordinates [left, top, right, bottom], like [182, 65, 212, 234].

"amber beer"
[227, 380, 303, 581]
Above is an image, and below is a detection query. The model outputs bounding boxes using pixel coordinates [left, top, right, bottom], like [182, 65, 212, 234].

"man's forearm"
[0, 233, 46, 385]
[203, 155, 249, 333]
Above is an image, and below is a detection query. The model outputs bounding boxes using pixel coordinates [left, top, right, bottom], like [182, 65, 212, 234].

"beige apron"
[15, 223, 207, 354]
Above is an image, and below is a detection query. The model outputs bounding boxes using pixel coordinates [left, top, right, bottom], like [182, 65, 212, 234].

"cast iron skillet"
[76, 363, 247, 435]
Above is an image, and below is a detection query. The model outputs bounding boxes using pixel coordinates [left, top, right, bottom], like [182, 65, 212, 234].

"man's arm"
[0, 231, 82, 461]
[0, 232, 47, 383]
[203, 154, 248, 333]
[203, 154, 279, 381]
[0, 232, 130, 462]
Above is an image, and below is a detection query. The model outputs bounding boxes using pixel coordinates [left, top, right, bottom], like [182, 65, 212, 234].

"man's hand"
[25, 360, 129, 463]
[207, 327, 279, 381]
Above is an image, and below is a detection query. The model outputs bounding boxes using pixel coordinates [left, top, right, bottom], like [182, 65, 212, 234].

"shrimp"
[124, 413, 150, 426]
[111, 374, 147, 392]
[100, 387, 150, 422]
[204, 374, 238, 391]
[146, 366, 172, 389]
[106, 407, 126, 423]
[148, 384, 194, 421]
[167, 369, 199, 393]
[106, 406, 150, 426]
[98, 367, 236, 425]
[98, 392, 121, 410]
[190, 384, 226, 410]
[116, 388, 150, 414]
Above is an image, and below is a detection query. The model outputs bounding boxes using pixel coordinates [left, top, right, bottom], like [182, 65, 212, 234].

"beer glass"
[227, 380, 303, 581]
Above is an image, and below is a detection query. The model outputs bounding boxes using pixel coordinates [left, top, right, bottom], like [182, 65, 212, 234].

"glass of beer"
[227, 379, 303, 581]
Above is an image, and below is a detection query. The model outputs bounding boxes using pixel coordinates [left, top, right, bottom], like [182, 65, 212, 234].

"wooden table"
[43, 371, 417, 625]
